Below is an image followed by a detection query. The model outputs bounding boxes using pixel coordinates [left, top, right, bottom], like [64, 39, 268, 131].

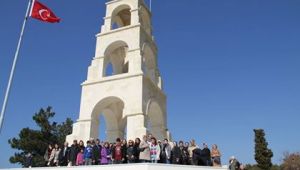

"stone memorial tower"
[67, 0, 170, 143]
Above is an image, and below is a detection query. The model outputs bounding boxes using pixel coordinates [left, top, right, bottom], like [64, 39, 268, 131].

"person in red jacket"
[112, 138, 125, 164]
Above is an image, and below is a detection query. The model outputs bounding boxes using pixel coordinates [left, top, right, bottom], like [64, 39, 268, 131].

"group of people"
[43, 134, 222, 167]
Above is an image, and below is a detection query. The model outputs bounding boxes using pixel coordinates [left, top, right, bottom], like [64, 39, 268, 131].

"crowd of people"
[42, 134, 224, 168]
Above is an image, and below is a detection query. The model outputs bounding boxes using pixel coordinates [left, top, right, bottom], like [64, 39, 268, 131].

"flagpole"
[150, 0, 152, 11]
[0, 0, 32, 134]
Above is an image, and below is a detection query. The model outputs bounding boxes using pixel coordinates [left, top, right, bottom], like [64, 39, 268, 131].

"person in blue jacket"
[84, 140, 93, 165]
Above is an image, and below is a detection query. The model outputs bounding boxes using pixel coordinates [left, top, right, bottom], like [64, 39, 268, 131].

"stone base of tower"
[5, 163, 228, 170]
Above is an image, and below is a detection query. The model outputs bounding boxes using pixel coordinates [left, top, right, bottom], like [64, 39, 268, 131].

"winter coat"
[92, 145, 101, 163]
[44, 148, 51, 162]
[100, 147, 110, 164]
[84, 146, 93, 159]
[150, 144, 161, 161]
[201, 148, 212, 166]
[139, 140, 150, 161]
[127, 146, 136, 161]
[58, 146, 70, 166]
[229, 159, 240, 170]
[188, 145, 198, 158]
[69, 144, 80, 164]
[48, 148, 61, 165]
[193, 148, 202, 165]
[112, 144, 125, 161]
[24, 154, 33, 168]
[76, 152, 84, 165]
[133, 143, 140, 162]
[171, 146, 182, 164]
[180, 146, 189, 164]
[122, 144, 128, 163]
[161, 144, 172, 161]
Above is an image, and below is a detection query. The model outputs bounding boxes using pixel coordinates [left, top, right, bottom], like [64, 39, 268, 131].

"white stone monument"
[1, 1, 230, 170]
[66, 0, 171, 143]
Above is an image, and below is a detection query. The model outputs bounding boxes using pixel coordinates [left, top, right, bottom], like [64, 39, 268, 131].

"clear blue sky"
[0, 0, 300, 168]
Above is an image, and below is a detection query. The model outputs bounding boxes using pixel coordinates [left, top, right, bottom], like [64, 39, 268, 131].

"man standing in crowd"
[59, 142, 70, 166]
[188, 139, 198, 165]
[229, 156, 240, 170]
[92, 139, 100, 165]
[161, 139, 171, 164]
[69, 140, 79, 166]
[171, 141, 182, 164]
[24, 153, 33, 168]
[179, 141, 189, 165]
[193, 144, 202, 165]
[201, 143, 211, 166]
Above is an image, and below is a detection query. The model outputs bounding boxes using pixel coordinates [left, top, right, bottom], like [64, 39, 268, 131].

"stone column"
[131, 9, 139, 25]
[86, 57, 105, 81]
[66, 119, 94, 144]
[127, 49, 142, 74]
[126, 114, 147, 140]
[101, 16, 112, 32]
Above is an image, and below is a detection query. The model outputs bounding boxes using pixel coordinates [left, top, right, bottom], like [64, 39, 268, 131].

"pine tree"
[8, 107, 73, 167]
[254, 129, 273, 170]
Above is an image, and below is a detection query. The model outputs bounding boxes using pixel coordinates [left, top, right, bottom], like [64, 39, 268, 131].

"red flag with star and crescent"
[30, 0, 60, 23]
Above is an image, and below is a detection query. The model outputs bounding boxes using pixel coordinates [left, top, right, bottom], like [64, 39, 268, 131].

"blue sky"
[0, 0, 300, 168]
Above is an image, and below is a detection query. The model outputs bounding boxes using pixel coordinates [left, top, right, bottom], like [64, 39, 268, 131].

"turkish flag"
[30, 0, 60, 23]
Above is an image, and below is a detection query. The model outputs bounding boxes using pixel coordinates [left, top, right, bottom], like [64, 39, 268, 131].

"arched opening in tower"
[111, 5, 131, 30]
[91, 97, 126, 142]
[103, 41, 129, 77]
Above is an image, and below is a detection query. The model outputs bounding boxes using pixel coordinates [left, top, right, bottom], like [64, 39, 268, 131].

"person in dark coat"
[24, 153, 33, 168]
[161, 139, 172, 164]
[201, 143, 212, 166]
[133, 138, 141, 163]
[171, 141, 182, 164]
[193, 147, 202, 165]
[157, 140, 163, 163]
[91, 140, 101, 165]
[69, 140, 80, 166]
[59, 142, 70, 166]
[179, 141, 189, 165]
[121, 139, 128, 163]
[126, 140, 136, 163]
